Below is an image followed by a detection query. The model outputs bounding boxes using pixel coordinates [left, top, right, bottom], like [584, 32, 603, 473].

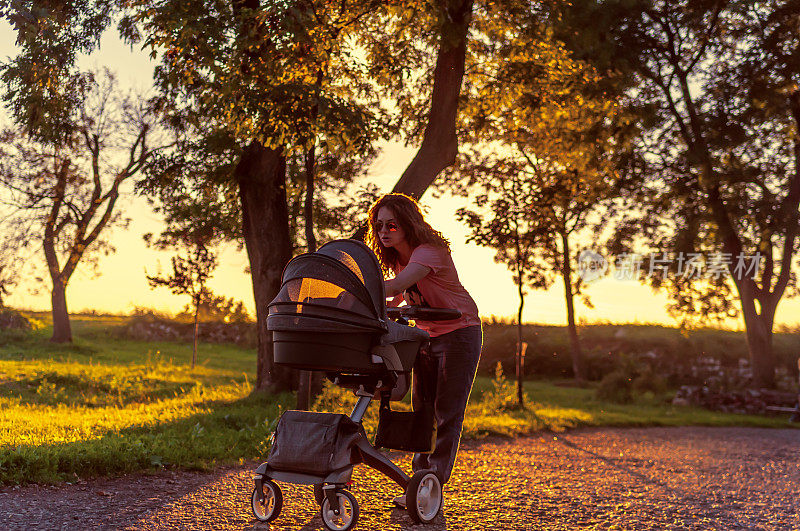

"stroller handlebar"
[385, 305, 462, 322]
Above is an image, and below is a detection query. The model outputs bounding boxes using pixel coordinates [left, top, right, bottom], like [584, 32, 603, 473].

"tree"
[132, 0, 479, 390]
[386, 0, 474, 199]
[1, 1, 117, 145]
[0, 70, 159, 342]
[457, 172, 551, 406]
[349, 0, 475, 246]
[147, 242, 217, 368]
[126, 0, 395, 392]
[452, 5, 636, 381]
[0, 218, 28, 308]
[4, 0, 479, 390]
[555, 0, 800, 387]
[0, 259, 14, 307]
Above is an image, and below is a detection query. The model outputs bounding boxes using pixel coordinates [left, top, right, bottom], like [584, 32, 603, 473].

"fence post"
[792, 358, 800, 423]
[516, 341, 528, 407]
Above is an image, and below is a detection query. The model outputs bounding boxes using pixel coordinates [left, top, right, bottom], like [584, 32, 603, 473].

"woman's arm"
[384, 263, 431, 297]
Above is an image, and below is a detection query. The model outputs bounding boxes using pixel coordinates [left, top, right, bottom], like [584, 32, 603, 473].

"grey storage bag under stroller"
[267, 411, 362, 475]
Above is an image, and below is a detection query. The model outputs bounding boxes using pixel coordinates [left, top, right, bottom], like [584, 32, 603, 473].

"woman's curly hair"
[366, 193, 450, 277]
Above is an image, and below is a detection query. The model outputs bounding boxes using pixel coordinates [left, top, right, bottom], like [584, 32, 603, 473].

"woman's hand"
[386, 293, 405, 308]
[384, 263, 431, 296]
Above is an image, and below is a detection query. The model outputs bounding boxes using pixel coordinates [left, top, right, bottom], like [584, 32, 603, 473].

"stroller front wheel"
[251, 480, 282, 522]
[407, 470, 442, 523]
[320, 489, 359, 531]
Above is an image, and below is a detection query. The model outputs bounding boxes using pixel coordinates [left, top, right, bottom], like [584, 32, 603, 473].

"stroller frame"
[253, 380, 410, 494]
[250, 240, 447, 529]
[252, 372, 443, 530]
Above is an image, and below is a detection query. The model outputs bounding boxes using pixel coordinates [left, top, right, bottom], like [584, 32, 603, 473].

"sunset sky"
[2, 22, 799, 329]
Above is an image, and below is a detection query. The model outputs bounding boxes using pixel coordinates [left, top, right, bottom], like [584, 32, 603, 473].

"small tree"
[0, 226, 25, 308]
[0, 270, 9, 307]
[458, 171, 550, 408]
[147, 243, 218, 368]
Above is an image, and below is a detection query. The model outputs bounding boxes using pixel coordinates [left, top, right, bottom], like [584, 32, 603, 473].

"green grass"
[0, 316, 291, 485]
[463, 378, 796, 437]
[312, 371, 796, 443]
[0, 314, 796, 486]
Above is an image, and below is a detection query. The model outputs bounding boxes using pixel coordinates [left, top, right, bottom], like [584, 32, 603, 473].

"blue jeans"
[411, 325, 482, 484]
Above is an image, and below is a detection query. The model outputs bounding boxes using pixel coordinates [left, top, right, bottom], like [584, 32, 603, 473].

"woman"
[366, 193, 482, 508]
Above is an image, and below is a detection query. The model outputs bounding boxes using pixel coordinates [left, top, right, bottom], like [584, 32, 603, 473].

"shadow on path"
[553, 433, 678, 494]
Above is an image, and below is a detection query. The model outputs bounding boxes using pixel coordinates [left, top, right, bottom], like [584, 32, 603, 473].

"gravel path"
[2, 427, 799, 530]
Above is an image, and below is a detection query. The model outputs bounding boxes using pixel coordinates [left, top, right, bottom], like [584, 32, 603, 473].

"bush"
[479, 362, 524, 412]
[632, 366, 667, 396]
[596, 370, 634, 403]
[0, 308, 31, 331]
[0, 309, 35, 346]
[119, 312, 256, 346]
[479, 321, 800, 390]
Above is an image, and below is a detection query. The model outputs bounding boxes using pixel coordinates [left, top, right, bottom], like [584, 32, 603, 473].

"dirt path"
[2, 427, 799, 530]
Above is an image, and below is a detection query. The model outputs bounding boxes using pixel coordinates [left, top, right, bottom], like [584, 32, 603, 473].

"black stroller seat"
[268, 239, 427, 374]
[251, 239, 457, 530]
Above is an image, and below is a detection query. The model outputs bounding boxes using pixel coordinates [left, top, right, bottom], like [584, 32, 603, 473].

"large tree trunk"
[560, 232, 585, 382]
[745, 313, 775, 389]
[390, 0, 473, 199]
[237, 141, 294, 392]
[737, 283, 777, 388]
[516, 277, 525, 409]
[297, 143, 317, 410]
[351, 0, 473, 243]
[192, 298, 199, 369]
[50, 278, 72, 343]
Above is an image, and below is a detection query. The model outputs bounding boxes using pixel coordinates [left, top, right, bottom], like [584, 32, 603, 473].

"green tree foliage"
[125, 0, 394, 390]
[1, 0, 116, 144]
[454, 4, 636, 382]
[554, 0, 800, 387]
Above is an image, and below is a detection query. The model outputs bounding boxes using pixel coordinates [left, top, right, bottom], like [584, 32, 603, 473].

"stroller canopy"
[268, 239, 388, 333]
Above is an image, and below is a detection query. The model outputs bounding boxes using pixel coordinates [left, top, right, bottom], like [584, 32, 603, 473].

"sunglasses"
[375, 221, 399, 233]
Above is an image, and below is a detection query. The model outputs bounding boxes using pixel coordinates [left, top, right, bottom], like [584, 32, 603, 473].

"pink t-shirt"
[394, 244, 481, 337]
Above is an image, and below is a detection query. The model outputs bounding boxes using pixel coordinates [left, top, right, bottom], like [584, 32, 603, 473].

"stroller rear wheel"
[320, 489, 359, 531]
[251, 480, 282, 522]
[406, 470, 442, 523]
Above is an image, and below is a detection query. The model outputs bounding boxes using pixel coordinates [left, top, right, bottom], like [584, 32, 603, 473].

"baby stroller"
[250, 239, 460, 530]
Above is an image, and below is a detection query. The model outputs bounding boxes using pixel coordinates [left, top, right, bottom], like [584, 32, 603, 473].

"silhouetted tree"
[554, 0, 800, 387]
[458, 173, 549, 406]
[0, 70, 160, 342]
